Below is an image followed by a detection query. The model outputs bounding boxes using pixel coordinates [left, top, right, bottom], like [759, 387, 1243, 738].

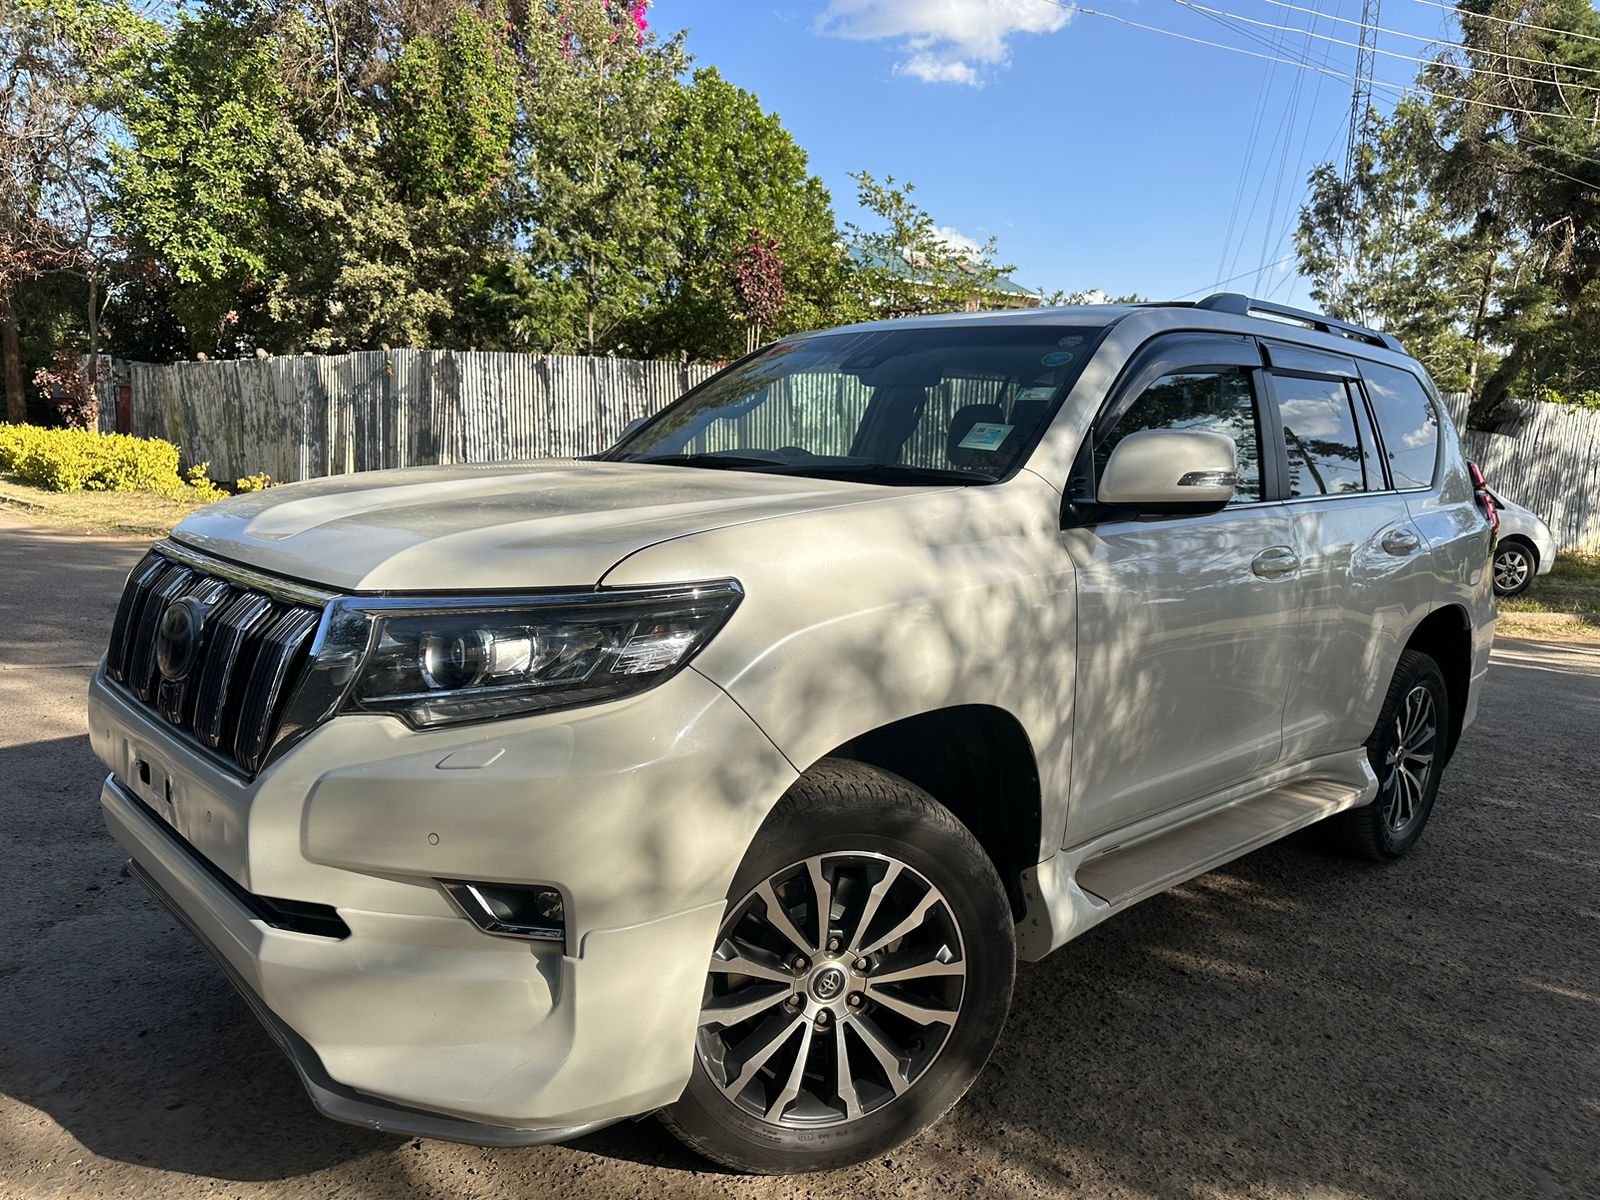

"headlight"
[343, 581, 741, 728]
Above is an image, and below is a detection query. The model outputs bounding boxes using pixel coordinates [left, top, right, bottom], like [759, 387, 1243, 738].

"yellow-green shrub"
[234, 471, 275, 493]
[186, 463, 228, 503]
[0, 424, 186, 496]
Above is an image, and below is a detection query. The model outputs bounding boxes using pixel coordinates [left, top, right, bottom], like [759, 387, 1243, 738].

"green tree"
[111, 8, 294, 350]
[1043, 288, 1144, 305]
[390, 3, 517, 202]
[844, 172, 1016, 318]
[1, 0, 156, 417]
[1422, 0, 1600, 424]
[487, 1, 686, 354]
[628, 66, 851, 360]
[111, 0, 520, 355]
[1296, 99, 1503, 394]
[1301, 0, 1600, 424]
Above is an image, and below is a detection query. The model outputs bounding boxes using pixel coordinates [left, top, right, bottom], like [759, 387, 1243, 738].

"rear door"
[1263, 343, 1436, 761]
[1063, 334, 1302, 843]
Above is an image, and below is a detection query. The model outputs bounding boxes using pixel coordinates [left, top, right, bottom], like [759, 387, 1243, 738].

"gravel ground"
[1, 511, 1596, 1200]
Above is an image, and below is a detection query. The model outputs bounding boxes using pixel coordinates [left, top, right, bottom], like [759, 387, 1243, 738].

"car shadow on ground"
[3, 641, 1596, 1197]
[0, 733, 410, 1182]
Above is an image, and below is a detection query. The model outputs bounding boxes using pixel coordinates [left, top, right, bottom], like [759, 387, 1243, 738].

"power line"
[1339, 0, 1383, 314]
[1266, 122, 1348, 299]
[1262, 0, 1600, 78]
[1256, 0, 1332, 294]
[1518, 128, 1600, 172]
[1033, 1, 1600, 125]
[1195, 0, 1332, 286]
[1172, 0, 1600, 93]
[1213, 4, 1287, 284]
[1186, 0, 1345, 301]
[1407, 0, 1600, 48]
[1171, 0, 1351, 296]
[1172, 253, 1300, 299]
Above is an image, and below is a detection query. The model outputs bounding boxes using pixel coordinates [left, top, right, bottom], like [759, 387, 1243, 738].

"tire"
[1329, 649, 1450, 861]
[1492, 539, 1537, 597]
[659, 758, 1016, 1174]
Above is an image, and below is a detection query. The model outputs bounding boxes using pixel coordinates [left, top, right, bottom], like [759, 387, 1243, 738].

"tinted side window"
[1362, 362, 1440, 489]
[1097, 369, 1262, 503]
[1273, 374, 1366, 497]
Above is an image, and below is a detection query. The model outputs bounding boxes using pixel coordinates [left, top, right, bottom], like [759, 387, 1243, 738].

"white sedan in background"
[1490, 490, 1557, 597]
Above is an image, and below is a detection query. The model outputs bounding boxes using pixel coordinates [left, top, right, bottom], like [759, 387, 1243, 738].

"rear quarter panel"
[1405, 420, 1497, 733]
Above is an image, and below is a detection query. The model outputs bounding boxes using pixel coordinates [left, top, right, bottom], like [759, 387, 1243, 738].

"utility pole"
[1338, 0, 1382, 313]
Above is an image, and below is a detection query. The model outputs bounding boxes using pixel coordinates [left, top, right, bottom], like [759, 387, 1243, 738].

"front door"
[1063, 340, 1302, 844]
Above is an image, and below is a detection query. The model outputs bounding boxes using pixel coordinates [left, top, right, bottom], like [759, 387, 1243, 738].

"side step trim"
[1015, 750, 1377, 961]
[1074, 777, 1362, 908]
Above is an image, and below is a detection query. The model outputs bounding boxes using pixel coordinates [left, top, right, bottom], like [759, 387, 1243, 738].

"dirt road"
[2, 513, 1595, 1199]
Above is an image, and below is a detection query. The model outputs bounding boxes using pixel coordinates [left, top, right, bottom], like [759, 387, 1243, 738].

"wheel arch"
[1402, 604, 1473, 760]
[1497, 533, 1540, 569]
[810, 704, 1043, 920]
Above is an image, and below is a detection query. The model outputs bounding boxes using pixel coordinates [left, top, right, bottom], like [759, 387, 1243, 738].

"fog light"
[442, 880, 565, 941]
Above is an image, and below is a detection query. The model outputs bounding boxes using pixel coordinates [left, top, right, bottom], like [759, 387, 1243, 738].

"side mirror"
[1097, 429, 1237, 512]
[615, 416, 647, 447]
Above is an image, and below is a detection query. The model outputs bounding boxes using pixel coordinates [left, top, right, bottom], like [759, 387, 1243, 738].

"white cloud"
[934, 225, 984, 261]
[818, 0, 1072, 86]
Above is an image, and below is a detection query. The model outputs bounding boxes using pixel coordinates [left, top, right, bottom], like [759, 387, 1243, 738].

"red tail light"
[1468, 461, 1499, 534]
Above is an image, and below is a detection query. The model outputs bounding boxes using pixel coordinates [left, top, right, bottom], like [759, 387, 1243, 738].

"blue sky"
[662, 0, 1469, 307]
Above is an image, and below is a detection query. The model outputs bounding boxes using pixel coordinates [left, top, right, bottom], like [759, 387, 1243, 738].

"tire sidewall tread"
[1493, 541, 1535, 597]
[659, 758, 1016, 1174]
[1336, 649, 1451, 861]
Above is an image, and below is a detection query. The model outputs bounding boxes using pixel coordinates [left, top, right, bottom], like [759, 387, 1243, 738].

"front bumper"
[119, 824, 613, 1145]
[93, 666, 798, 1138]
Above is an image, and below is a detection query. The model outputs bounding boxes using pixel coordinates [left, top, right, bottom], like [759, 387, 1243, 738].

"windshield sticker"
[958, 422, 1013, 451]
[1040, 350, 1075, 367]
[1013, 386, 1056, 403]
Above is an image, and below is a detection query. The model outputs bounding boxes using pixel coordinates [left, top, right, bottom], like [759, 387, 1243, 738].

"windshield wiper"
[795, 464, 993, 486]
[629, 453, 796, 470]
[627, 455, 990, 486]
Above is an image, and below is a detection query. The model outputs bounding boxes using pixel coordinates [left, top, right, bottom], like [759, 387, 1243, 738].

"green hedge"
[0, 424, 188, 496]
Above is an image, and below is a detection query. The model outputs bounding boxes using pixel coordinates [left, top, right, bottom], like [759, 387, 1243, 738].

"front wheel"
[1492, 540, 1536, 597]
[660, 759, 1016, 1174]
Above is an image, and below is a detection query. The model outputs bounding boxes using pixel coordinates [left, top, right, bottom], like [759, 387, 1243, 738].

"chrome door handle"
[1381, 529, 1421, 556]
[1251, 545, 1300, 578]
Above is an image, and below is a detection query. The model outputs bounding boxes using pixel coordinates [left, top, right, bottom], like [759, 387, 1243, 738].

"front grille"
[107, 549, 324, 775]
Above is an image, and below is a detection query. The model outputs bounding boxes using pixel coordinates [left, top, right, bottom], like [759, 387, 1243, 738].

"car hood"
[170, 460, 940, 592]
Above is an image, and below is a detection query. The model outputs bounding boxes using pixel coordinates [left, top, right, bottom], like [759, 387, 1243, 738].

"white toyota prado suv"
[91, 294, 1496, 1174]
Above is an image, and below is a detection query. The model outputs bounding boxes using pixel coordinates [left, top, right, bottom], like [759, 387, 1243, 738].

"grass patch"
[1499, 551, 1600, 616]
[0, 472, 208, 537]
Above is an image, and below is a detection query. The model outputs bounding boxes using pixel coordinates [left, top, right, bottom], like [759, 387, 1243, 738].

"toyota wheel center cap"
[809, 965, 846, 1003]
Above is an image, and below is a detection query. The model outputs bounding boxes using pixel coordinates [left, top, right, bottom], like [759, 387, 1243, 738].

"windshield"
[608, 324, 1108, 484]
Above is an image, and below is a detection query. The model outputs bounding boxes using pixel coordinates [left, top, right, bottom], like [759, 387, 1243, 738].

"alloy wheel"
[1494, 546, 1532, 594]
[1381, 685, 1437, 834]
[695, 852, 966, 1129]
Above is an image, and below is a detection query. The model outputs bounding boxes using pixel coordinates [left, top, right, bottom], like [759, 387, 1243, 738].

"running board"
[1074, 777, 1364, 909]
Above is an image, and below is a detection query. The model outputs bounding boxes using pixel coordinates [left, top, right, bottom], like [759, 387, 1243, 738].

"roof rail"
[1193, 293, 1405, 354]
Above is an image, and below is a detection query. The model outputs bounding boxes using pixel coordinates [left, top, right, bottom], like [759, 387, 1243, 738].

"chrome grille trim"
[232, 607, 322, 773]
[107, 555, 168, 683]
[155, 576, 232, 725]
[129, 566, 196, 702]
[193, 592, 276, 749]
[104, 547, 329, 778]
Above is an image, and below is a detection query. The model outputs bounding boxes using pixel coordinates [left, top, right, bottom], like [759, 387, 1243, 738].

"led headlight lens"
[346, 582, 741, 728]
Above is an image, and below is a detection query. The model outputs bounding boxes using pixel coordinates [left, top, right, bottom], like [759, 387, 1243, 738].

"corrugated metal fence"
[105, 352, 1600, 551]
[113, 351, 719, 485]
[1440, 393, 1600, 554]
